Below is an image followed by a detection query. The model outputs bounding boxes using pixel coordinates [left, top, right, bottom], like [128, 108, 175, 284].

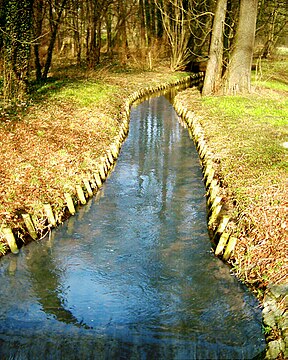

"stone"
[268, 284, 288, 300]
[263, 310, 276, 328]
[266, 339, 285, 359]
[278, 313, 288, 331]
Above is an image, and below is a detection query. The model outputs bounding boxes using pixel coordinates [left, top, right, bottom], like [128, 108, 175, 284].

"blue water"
[0, 95, 265, 359]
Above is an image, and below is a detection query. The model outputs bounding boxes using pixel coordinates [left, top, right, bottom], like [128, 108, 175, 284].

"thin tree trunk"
[105, 7, 112, 56]
[202, 0, 228, 95]
[139, 0, 146, 49]
[42, 0, 67, 80]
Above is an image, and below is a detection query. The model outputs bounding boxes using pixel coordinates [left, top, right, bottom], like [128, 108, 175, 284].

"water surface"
[0, 95, 265, 359]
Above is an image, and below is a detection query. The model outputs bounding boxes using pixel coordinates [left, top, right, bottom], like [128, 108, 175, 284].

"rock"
[263, 310, 276, 328]
[266, 339, 285, 359]
[268, 284, 288, 300]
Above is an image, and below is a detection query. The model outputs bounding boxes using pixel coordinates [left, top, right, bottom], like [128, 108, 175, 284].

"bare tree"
[155, 0, 194, 70]
[33, 0, 67, 81]
[257, 0, 288, 58]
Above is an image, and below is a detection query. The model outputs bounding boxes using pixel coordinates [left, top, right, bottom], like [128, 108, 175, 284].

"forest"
[0, 0, 287, 101]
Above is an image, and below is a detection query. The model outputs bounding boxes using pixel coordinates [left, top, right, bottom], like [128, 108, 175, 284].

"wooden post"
[99, 164, 106, 181]
[208, 204, 222, 227]
[107, 151, 114, 165]
[64, 193, 76, 215]
[204, 161, 213, 178]
[111, 144, 119, 159]
[215, 215, 229, 234]
[215, 232, 230, 256]
[83, 179, 93, 197]
[76, 185, 86, 205]
[105, 156, 111, 171]
[90, 177, 97, 189]
[44, 203, 56, 226]
[205, 168, 215, 187]
[22, 213, 38, 240]
[94, 172, 102, 188]
[223, 236, 237, 261]
[2, 227, 19, 254]
[211, 196, 222, 212]
[208, 181, 219, 206]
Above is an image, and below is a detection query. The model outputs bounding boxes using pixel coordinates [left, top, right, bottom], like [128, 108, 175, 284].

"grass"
[35, 78, 119, 108]
[176, 55, 287, 289]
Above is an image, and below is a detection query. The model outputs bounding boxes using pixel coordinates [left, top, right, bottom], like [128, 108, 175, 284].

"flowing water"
[0, 94, 265, 359]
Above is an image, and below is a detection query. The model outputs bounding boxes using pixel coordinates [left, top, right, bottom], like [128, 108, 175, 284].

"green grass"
[50, 81, 118, 108]
[191, 58, 288, 214]
[34, 78, 118, 108]
[203, 95, 288, 126]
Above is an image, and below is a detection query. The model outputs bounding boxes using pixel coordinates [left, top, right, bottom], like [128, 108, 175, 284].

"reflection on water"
[0, 95, 265, 359]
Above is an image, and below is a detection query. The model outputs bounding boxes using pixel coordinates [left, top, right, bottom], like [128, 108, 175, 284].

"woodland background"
[0, 0, 287, 102]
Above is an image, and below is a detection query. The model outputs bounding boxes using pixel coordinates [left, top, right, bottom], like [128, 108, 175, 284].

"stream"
[0, 94, 266, 359]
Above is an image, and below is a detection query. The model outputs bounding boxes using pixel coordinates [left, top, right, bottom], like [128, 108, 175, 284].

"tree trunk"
[42, 0, 67, 80]
[202, 0, 228, 96]
[105, 7, 112, 57]
[33, 0, 45, 82]
[139, 0, 146, 49]
[224, 0, 258, 94]
[118, 0, 129, 65]
[3, 0, 34, 101]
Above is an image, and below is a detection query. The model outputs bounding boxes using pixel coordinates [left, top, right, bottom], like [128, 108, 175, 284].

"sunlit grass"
[35, 79, 118, 108]
[200, 94, 287, 186]
[180, 58, 288, 212]
[203, 95, 287, 126]
[52, 81, 118, 108]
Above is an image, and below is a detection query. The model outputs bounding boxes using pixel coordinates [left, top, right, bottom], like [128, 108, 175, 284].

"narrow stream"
[0, 94, 265, 359]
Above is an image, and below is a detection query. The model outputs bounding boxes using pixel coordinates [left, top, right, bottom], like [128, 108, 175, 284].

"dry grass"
[0, 65, 187, 243]
[175, 59, 288, 295]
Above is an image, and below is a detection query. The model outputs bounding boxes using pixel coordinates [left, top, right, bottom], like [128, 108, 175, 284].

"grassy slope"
[176, 58, 287, 293]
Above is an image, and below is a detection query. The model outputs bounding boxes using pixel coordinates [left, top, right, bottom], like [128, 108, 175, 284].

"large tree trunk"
[3, 0, 34, 101]
[224, 0, 258, 94]
[202, 0, 228, 96]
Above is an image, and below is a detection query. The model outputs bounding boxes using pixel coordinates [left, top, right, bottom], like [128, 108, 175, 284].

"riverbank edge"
[172, 90, 287, 360]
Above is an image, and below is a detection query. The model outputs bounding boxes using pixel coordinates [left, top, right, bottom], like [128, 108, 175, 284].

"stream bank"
[173, 87, 287, 360]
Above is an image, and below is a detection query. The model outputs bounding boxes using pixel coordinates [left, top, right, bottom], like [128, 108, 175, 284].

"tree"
[202, 0, 228, 95]
[33, 0, 67, 81]
[155, 0, 194, 70]
[2, 0, 34, 101]
[202, 0, 258, 95]
[224, 0, 258, 94]
[257, 0, 288, 58]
